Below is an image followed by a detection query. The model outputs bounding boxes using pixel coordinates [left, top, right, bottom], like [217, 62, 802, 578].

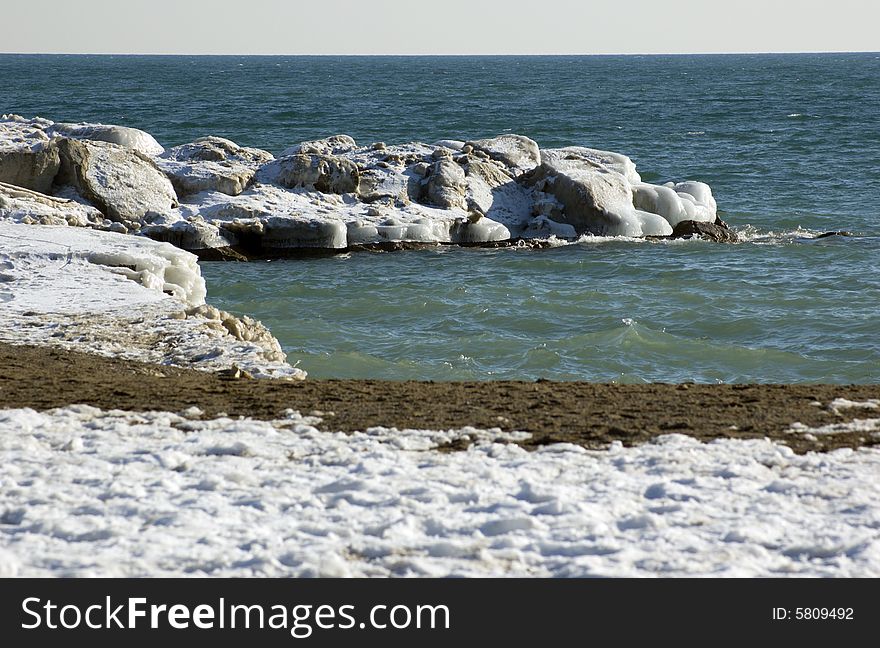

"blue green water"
[3, 54, 879, 381]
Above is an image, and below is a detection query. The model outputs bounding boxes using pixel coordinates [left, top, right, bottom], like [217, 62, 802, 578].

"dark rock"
[670, 220, 738, 242]
[815, 231, 854, 239]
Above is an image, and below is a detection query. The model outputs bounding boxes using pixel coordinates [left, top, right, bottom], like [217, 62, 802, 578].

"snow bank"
[1, 405, 878, 577]
[0, 222, 303, 379]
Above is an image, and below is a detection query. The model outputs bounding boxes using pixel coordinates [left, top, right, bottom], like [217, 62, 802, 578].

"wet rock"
[815, 230, 854, 239]
[669, 219, 738, 242]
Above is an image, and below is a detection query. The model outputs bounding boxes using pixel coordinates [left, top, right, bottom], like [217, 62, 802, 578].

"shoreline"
[2, 342, 878, 455]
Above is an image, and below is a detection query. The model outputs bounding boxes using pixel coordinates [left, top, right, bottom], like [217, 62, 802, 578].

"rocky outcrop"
[46, 122, 165, 156]
[524, 148, 672, 237]
[55, 138, 178, 223]
[157, 136, 274, 197]
[1, 114, 730, 253]
[0, 118, 60, 193]
[466, 135, 541, 174]
[256, 153, 360, 194]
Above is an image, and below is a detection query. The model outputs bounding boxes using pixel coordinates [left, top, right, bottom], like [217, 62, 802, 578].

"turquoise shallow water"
[3, 53, 879, 382]
[201, 236, 880, 382]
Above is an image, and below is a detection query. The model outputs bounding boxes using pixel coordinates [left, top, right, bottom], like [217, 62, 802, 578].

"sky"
[3, 0, 878, 55]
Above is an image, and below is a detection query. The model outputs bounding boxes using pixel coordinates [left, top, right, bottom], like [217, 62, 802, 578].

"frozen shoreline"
[2, 115, 877, 579]
[0, 221, 304, 379]
[1, 113, 734, 261]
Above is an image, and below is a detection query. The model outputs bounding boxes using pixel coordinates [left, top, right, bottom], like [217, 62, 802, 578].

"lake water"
[4, 53, 879, 382]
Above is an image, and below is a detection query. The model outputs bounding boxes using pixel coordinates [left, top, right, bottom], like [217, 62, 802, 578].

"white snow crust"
[0, 222, 303, 379]
[1, 406, 878, 577]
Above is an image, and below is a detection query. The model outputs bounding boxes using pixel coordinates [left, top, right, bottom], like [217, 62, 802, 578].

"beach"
[2, 53, 879, 578]
[2, 342, 878, 455]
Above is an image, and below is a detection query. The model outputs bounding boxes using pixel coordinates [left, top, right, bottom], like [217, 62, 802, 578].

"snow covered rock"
[256, 153, 360, 194]
[0, 181, 104, 228]
[141, 214, 237, 251]
[0, 221, 302, 378]
[55, 138, 178, 223]
[633, 181, 717, 228]
[551, 146, 642, 184]
[423, 158, 468, 210]
[46, 122, 165, 156]
[525, 148, 673, 237]
[0, 117, 60, 193]
[280, 134, 358, 157]
[466, 134, 541, 175]
[157, 136, 273, 198]
[3, 115, 725, 249]
[356, 166, 412, 203]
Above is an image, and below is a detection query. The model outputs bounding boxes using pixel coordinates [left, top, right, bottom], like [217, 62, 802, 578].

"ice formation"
[1, 114, 727, 255]
[0, 222, 303, 379]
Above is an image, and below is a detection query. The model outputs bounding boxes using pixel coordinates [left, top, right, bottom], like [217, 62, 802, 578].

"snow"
[827, 398, 880, 414]
[789, 418, 880, 436]
[0, 221, 205, 309]
[1, 405, 879, 577]
[0, 221, 303, 379]
[46, 122, 165, 157]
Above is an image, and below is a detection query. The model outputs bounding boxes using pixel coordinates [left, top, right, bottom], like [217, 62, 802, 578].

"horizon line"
[2, 50, 879, 57]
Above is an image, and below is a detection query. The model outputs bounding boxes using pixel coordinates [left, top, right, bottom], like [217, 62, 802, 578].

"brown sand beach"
[2, 341, 877, 455]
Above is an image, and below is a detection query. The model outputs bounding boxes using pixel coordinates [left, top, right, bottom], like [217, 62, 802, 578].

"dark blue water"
[4, 54, 879, 381]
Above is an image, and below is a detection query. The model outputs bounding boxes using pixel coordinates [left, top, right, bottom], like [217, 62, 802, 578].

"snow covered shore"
[1, 114, 733, 258]
[0, 221, 304, 379]
[3, 114, 876, 580]
[1, 405, 878, 577]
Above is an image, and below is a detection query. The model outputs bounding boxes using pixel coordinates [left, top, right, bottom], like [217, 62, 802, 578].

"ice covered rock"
[356, 166, 411, 203]
[184, 304, 286, 363]
[260, 216, 348, 250]
[280, 134, 357, 157]
[141, 213, 237, 251]
[0, 117, 60, 193]
[256, 153, 360, 194]
[466, 135, 541, 175]
[633, 181, 717, 227]
[526, 148, 672, 237]
[0, 181, 104, 228]
[423, 158, 467, 210]
[433, 139, 465, 151]
[46, 122, 164, 156]
[462, 163, 535, 237]
[55, 138, 178, 223]
[549, 146, 642, 184]
[157, 136, 274, 197]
